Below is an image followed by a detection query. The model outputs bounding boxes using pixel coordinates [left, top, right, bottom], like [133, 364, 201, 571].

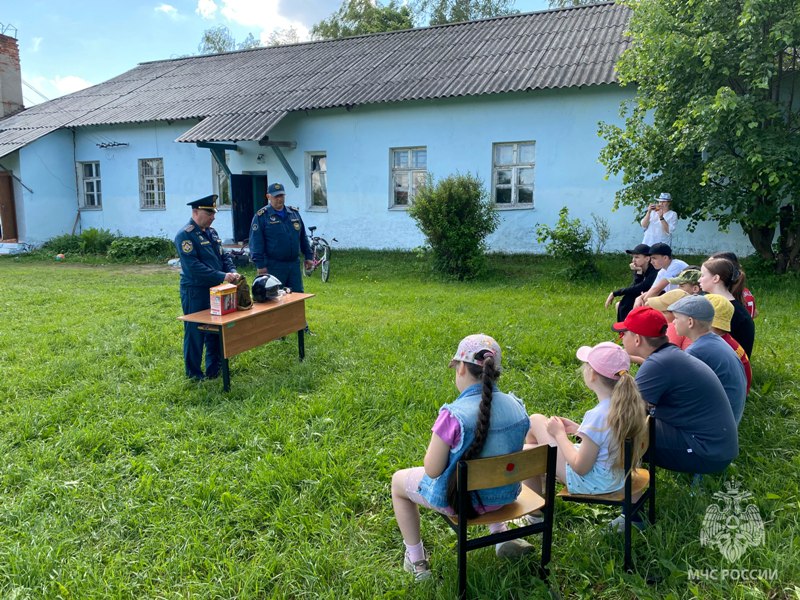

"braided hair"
[446, 350, 500, 517]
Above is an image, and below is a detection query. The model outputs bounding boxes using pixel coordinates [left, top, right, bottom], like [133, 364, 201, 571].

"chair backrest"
[461, 444, 550, 492]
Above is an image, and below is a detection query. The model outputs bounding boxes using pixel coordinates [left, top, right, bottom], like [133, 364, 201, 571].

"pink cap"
[449, 334, 502, 369]
[576, 342, 630, 380]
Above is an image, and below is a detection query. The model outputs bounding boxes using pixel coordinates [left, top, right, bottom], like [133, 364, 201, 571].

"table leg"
[298, 329, 305, 361]
[222, 357, 230, 392]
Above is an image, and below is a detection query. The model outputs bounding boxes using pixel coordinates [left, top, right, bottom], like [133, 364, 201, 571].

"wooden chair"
[439, 444, 557, 600]
[557, 415, 656, 572]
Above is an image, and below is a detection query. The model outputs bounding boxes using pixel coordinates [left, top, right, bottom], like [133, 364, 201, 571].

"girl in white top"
[524, 342, 648, 495]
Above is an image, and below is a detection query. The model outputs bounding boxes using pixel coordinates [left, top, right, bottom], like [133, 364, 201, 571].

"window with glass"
[308, 153, 327, 209]
[77, 161, 102, 208]
[212, 153, 232, 208]
[391, 147, 427, 207]
[139, 158, 165, 209]
[492, 142, 535, 207]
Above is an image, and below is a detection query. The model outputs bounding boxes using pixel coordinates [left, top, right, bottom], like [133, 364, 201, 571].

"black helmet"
[252, 274, 282, 302]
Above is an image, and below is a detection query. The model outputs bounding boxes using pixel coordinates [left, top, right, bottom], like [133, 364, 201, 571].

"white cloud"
[196, 0, 219, 19]
[53, 75, 93, 96]
[155, 4, 181, 19]
[218, 0, 309, 42]
[32, 37, 43, 52]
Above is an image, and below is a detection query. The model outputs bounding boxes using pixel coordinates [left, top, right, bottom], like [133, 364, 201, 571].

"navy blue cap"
[649, 242, 672, 257]
[187, 195, 218, 212]
[267, 182, 286, 196]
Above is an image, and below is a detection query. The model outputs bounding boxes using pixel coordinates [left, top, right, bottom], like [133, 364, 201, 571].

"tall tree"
[198, 25, 261, 54]
[413, 0, 516, 25]
[266, 27, 301, 47]
[546, 0, 595, 8]
[311, 0, 414, 40]
[599, 0, 800, 272]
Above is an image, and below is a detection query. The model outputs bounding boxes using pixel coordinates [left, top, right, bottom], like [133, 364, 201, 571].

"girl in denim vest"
[391, 334, 531, 582]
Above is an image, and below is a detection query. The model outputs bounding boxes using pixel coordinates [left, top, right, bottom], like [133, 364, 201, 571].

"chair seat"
[557, 468, 650, 502]
[445, 486, 546, 526]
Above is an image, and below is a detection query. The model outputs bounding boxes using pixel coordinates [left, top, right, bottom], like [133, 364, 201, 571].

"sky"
[2, 0, 552, 107]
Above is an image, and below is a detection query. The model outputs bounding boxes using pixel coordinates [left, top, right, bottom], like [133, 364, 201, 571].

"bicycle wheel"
[320, 246, 331, 282]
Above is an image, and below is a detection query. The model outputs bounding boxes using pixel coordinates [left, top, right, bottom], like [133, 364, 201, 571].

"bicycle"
[305, 226, 337, 282]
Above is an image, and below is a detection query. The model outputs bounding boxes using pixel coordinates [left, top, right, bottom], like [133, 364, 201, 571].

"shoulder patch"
[257, 207, 267, 216]
[184, 224, 195, 233]
[181, 240, 193, 254]
[252, 222, 259, 231]
[289, 205, 300, 212]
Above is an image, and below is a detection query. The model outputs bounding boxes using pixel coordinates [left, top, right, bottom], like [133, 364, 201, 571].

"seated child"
[667, 267, 701, 295]
[391, 334, 532, 582]
[524, 342, 648, 527]
[646, 289, 691, 351]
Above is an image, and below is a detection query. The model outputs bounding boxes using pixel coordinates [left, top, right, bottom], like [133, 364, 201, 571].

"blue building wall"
[10, 85, 754, 256]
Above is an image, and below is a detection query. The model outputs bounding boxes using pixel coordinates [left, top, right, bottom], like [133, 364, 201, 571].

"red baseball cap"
[612, 306, 668, 337]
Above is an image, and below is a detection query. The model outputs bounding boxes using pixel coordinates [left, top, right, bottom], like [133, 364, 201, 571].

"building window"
[212, 154, 232, 208]
[391, 147, 427, 207]
[307, 153, 327, 209]
[492, 142, 535, 207]
[77, 161, 102, 209]
[139, 158, 165, 209]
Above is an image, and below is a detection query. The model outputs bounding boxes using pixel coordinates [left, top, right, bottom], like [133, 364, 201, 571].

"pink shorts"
[403, 467, 503, 516]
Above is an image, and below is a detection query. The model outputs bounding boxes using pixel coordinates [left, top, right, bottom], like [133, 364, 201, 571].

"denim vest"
[418, 383, 530, 509]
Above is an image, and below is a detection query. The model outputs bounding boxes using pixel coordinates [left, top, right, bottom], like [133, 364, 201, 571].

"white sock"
[404, 540, 425, 563]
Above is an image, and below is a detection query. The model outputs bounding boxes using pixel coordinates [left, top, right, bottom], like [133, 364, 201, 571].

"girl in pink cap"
[524, 342, 648, 503]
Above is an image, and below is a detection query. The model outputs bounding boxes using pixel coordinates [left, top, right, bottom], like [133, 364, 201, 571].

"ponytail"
[703, 257, 746, 305]
[446, 352, 500, 516]
[604, 372, 648, 473]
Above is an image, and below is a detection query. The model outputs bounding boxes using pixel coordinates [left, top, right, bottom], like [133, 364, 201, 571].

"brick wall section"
[0, 33, 23, 117]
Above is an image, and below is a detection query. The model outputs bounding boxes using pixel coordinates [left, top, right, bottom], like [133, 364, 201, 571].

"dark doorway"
[0, 172, 18, 241]
[231, 173, 268, 242]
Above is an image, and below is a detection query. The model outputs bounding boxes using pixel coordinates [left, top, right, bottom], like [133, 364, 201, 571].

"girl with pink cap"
[524, 343, 648, 512]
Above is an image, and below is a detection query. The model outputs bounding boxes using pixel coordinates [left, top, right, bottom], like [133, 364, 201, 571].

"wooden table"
[178, 292, 314, 391]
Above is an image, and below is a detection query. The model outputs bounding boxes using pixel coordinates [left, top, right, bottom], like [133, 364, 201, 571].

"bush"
[408, 173, 499, 280]
[536, 207, 598, 278]
[80, 228, 116, 254]
[107, 237, 175, 261]
[41, 234, 83, 255]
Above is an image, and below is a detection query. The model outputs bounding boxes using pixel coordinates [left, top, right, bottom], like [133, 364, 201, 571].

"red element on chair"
[506, 463, 515, 472]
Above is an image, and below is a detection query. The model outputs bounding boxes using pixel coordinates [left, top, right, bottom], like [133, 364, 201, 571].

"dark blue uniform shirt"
[249, 204, 312, 269]
[175, 220, 236, 289]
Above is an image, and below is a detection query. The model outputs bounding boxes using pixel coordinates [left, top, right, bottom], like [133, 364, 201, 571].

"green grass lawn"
[0, 252, 798, 599]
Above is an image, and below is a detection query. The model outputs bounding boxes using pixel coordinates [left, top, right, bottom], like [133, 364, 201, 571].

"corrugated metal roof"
[0, 2, 629, 158]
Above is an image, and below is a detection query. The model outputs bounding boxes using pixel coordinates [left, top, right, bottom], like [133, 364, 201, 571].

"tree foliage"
[198, 26, 261, 54]
[408, 173, 499, 280]
[546, 0, 595, 8]
[311, 0, 414, 40]
[599, 0, 800, 272]
[413, 0, 516, 25]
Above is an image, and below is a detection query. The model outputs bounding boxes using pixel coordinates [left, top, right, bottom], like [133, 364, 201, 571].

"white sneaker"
[512, 513, 544, 527]
[403, 552, 432, 582]
[608, 514, 647, 533]
[495, 538, 535, 558]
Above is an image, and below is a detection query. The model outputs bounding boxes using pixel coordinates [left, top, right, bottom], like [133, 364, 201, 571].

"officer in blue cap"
[174, 195, 240, 380]
[249, 182, 313, 294]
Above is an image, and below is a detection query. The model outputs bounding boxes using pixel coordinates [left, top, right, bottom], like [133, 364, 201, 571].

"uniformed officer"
[175, 195, 240, 380]
[249, 182, 313, 292]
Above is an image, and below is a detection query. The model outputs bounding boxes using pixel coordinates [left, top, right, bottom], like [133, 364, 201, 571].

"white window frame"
[306, 152, 328, 211]
[77, 161, 102, 209]
[492, 141, 535, 208]
[390, 146, 427, 208]
[139, 158, 166, 210]
[212, 153, 232, 209]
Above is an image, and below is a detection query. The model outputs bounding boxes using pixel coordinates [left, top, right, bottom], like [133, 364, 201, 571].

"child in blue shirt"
[390, 334, 531, 581]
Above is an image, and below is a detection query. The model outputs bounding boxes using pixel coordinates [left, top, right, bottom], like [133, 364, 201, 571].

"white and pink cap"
[575, 342, 630, 380]
[449, 334, 502, 369]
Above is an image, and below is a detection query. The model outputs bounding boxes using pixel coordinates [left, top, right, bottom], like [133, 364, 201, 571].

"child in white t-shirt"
[524, 343, 648, 496]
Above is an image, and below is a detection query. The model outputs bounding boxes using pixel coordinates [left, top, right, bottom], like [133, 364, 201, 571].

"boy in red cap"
[612, 307, 738, 475]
